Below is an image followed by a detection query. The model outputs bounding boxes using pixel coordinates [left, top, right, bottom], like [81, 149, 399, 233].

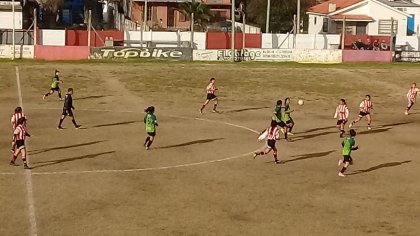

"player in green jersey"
[271, 100, 289, 140]
[144, 106, 158, 150]
[338, 129, 359, 177]
[282, 97, 295, 137]
[43, 70, 63, 100]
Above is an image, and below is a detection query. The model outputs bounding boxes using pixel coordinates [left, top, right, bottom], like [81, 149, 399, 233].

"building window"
[147, 5, 152, 21]
[378, 19, 398, 34]
[314, 16, 317, 25]
[322, 18, 328, 32]
[179, 11, 187, 22]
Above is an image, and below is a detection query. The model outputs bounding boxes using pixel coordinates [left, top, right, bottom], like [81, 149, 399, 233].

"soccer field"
[1, 61, 419, 236]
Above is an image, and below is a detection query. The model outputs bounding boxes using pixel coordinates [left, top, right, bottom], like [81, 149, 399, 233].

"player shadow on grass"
[223, 106, 270, 114]
[292, 131, 337, 141]
[73, 95, 112, 101]
[294, 126, 336, 135]
[90, 121, 139, 128]
[282, 150, 336, 164]
[30, 151, 116, 169]
[348, 160, 412, 175]
[29, 140, 106, 155]
[154, 138, 224, 149]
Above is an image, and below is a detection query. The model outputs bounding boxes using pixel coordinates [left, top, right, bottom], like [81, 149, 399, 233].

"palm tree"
[180, 0, 212, 31]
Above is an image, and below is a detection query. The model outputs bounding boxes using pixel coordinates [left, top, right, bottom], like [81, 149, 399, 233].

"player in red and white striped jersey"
[253, 120, 281, 164]
[10, 117, 31, 169]
[349, 95, 373, 130]
[334, 99, 349, 138]
[199, 78, 218, 114]
[405, 83, 420, 115]
[10, 107, 27, 152]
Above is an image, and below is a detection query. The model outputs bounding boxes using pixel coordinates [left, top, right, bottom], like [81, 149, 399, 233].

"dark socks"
[72, 119, 78, 127]
[147, 140, 153, 148]
[340, 167, 347, 173]
[213, 104, 218, 110]
[144, 137, 150, 146]
[58, 118, 64, 127]
[22, 158, 27, 165]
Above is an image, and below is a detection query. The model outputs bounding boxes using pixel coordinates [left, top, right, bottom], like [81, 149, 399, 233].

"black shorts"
[359, 112, 370, 117]
[343, 155, 353, 164]
[206, 94, 217, 100]
[277, 121, 286, 128]
[51, 86, 60, 91]
[267, 139, 276, 149]
[147, 132, 156, 137]
[286, 120, 293, 125]
[62, 108, 73, 116]
[16, 140, 25, 150]
[336, 119, 348, 125]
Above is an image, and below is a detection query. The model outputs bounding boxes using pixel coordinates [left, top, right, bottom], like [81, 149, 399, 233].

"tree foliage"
[180, 0, 212, 31]
[245, 0, 318, 33]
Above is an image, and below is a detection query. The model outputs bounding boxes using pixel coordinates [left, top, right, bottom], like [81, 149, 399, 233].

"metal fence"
[0, 29, 34, 45]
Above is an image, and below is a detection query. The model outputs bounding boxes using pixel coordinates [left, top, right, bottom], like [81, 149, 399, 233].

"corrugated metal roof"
[376, 0, 420, 8]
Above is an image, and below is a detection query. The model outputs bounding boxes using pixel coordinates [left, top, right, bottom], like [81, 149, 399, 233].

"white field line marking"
[4, 107, 260, 175]
[31, 152, 254, 175]
[16, 66, 38, 236]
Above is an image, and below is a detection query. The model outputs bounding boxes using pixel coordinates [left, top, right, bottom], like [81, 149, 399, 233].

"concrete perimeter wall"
[34, 46, 89, 61]
[342, 50, 393, 63]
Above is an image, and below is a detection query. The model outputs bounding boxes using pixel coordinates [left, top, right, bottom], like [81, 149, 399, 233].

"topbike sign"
[91, 47, 192, 60]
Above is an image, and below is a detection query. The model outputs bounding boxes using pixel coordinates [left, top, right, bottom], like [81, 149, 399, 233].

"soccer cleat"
[199, 109, 203, 114]
[253, 153, 257, 159]
[280, 128, 285, 134]
[287, 132, 294, 136]
[367, 126, 372, 130]
[212, 109, 218, 113]
[405, 111, 409, 115]
[75, 125, 81, 129]
[145, 146, 149, 150]
[42, 95, 46, 100]
[57, 127, 64, 130]
[349, 123, 353, 128]
[9, 160, 16, 166]
[338, 172, 346, 177]
[23, 164, 30, 169]
[274, 160, 281, 164]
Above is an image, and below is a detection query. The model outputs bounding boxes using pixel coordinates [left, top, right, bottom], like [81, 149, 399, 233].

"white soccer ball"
[298, 99, 304, 106]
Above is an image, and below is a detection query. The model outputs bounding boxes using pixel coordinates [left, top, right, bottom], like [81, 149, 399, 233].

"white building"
[307, 0, 420, 36]
[0, 1, 22, 29]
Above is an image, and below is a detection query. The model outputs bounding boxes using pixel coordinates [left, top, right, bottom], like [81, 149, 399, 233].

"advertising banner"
[0, 45, 34, 59]
[91, 47, 192, 60]
[395, 51, 420, 62]
[193, 49, 293, 62]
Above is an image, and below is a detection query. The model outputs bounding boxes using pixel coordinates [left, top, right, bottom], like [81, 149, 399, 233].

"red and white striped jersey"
[14, 124, 28, 141]
[266, 126, 280, 140]
[359, 100, 373, 113]
[206, 83, 216, 94]
[11, 112, 26, 129]
[335, 104, 349, 120]
[407, 87, 420, 101]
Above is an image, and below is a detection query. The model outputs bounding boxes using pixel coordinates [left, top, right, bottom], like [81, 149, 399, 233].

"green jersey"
[51, 75, 60, 88]
[282, 103, 291, 122]
[342, 137, 356, 155]
[273, 105, 282, 122]
[144, 113, 157, 133]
